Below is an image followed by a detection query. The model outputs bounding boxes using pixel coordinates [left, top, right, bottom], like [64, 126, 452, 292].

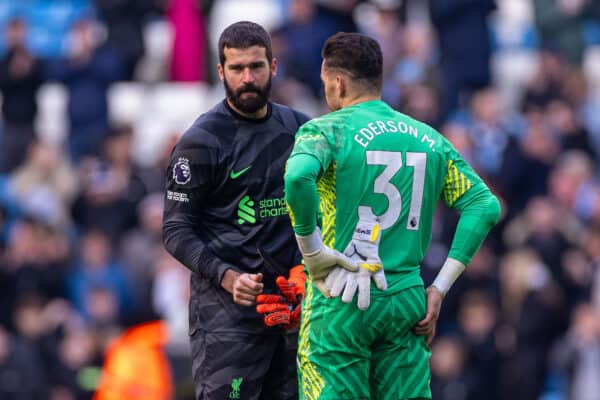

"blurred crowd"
[0, 0, 600, 399]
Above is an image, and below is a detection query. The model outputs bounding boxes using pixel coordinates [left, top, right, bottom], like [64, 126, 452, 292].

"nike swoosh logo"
[230, 165, 252, 179]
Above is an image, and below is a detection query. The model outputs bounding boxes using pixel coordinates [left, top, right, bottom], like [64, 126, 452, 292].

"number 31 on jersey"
[358, 151, 427, 231]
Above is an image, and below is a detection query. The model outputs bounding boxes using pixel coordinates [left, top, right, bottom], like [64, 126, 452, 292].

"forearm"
[448, 188, 501, 265]
[284, 154, 322, 236]
[162, 214, 232, 286]
[430, 190, 499, 295]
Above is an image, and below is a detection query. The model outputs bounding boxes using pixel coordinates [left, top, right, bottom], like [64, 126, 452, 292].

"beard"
[224, 77, 272, 114]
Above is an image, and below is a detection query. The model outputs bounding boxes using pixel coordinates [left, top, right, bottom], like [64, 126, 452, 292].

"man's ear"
[337, 74, 347, 99]
[217, 63, 224, 82]
[271, 57, 278, 78]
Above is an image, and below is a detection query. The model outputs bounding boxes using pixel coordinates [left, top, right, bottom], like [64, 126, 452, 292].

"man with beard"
[162, 21, 309, 399]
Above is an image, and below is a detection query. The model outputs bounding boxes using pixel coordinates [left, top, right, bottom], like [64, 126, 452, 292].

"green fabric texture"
[285, 153, 322, 236]
[298, 283, 431, 399]
[287, 99, 500, 399]
[285, 99, 500, 294]
[448, 186, 502, 265]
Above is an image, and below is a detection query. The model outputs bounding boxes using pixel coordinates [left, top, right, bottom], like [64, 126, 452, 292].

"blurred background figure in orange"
[94, 321, 173, 400]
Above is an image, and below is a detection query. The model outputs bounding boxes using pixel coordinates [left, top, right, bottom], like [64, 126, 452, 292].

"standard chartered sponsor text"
[259, 197, 288, 218]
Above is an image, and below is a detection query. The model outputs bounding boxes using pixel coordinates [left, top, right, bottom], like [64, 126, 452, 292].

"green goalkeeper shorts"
[297, 283, 431, 400]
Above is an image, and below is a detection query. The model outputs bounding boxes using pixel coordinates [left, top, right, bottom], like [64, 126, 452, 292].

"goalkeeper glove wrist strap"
[431, 258, 466, 296]
[296, 230, 323, 255]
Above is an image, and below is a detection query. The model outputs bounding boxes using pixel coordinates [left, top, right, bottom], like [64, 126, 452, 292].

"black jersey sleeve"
[162, 127, 231, 286]
[295, 110, 310, 126]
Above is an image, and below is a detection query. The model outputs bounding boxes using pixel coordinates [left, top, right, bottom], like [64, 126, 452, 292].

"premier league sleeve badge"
[173, 157, 192, 185]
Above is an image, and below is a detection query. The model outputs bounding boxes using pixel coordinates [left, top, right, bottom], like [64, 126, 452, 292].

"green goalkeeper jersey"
[286, 99, 499, 294]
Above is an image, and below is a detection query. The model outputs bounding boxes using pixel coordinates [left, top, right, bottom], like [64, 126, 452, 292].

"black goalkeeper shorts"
[191, 330, 298, 400]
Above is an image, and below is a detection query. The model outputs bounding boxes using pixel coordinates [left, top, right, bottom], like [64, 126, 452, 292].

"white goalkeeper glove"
[295, 228, 358, 297]
[325, 217, 387, 310]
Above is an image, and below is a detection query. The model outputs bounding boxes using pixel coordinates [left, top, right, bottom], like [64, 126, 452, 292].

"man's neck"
[341, 94, 380, 109]
[226, 99, 268, 119]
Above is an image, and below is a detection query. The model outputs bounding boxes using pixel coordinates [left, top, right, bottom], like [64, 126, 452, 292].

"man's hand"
[221, 269, 264, 306]
[413, 286, 444, 344]
[325, 218, 387, 310]
[303, 245, 357, 282]
[296, 229, 358, 297]
[325, 263, 385, 310]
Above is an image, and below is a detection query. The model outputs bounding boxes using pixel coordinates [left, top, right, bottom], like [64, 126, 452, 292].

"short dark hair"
[322, 32, 383, 91]
[218, 21, 273, 65]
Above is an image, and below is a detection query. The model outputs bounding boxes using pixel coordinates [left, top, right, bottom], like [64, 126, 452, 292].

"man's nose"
[242, 67, 255, 83]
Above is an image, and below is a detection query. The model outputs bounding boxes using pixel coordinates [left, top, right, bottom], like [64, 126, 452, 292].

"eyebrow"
[227, 61, 267, 69]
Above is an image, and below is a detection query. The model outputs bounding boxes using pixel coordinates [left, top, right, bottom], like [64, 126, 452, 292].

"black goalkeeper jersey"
[163, 100, 309, 335]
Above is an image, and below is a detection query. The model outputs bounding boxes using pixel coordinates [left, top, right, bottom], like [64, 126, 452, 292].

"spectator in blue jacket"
[0, 18, 43, 173]
[45, 18, 123, 162]
[429, 0, 496, 120]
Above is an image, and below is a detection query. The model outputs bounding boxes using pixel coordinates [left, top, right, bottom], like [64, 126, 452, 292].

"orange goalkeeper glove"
[256, 265, 305, 329]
